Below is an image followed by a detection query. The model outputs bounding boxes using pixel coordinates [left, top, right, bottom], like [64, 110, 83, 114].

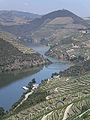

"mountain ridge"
[24, 9, 89, 29]
[0, 10, 89, 42]
[0, 10, 41, 25]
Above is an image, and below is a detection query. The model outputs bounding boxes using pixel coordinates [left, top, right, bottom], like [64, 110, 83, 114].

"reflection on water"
[0, 44, 72, 111]
[0, 67, 42, 89]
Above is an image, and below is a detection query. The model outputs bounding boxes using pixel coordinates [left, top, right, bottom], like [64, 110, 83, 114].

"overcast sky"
[0, 0, 90, 17]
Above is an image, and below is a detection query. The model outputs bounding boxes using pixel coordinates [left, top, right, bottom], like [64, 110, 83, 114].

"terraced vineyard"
[46, 30, 90, 62]
[4, 60, 90, 120]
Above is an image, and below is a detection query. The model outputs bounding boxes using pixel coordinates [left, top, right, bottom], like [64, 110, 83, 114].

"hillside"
[0, 10, 89, 62]
[0, 9, 89, 44]
[4, 60, 90, 120]
[84, 17, 90, 25]
[0, 10, 40, 25]
[46, 29, 90, 62]
[0, 32, 49, 73]
[30, 9, 89, 45]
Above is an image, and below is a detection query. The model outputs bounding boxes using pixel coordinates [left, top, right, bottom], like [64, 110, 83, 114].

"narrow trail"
[62, 103, 73, 120]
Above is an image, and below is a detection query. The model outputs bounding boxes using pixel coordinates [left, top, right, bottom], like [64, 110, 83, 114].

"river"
[0, 44, 71, 111]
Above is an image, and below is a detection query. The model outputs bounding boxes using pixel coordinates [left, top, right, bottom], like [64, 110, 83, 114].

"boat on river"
[22, 86, 29, 91]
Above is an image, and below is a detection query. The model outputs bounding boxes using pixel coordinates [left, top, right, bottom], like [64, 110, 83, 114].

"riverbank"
[0, 57, 51, 89]
[0, 66, 42, 89]
[0, 56, 51, 73]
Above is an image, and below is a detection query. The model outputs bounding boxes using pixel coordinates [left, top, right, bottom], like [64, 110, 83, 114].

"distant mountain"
[0, 10, 41, 25]
[36, 9, 88, 26]
[0, 9, 89, 44]
[84, 17, 90, 24]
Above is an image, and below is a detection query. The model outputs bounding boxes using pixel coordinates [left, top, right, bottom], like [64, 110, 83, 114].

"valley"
[0, 9, 90, 120]
[0, 9, 90, 63]
[0, 44, 71, 112]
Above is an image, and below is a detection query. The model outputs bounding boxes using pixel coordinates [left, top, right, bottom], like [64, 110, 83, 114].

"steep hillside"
[46, 29, 90, 62]
[4, 60, 90, 120]
[0, 32, 49, 73]
[0, 31, 35, 54]
[0, 10, 40, 25]
[0, 10, 88, 44]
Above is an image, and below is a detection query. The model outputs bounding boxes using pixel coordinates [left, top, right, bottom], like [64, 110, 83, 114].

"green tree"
[32, 78, 36, 84]
[0, 107, 4, 118]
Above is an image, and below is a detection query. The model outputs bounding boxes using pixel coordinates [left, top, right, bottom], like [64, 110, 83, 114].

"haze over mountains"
[0, 9, 89, 44]
[0, 10, 41, 25]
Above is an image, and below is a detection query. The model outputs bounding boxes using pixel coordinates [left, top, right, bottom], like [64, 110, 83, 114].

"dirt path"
[74, 108, 90, 119]
[41, 103, 73, 120]
[14, 91, 33, 110]
[79, 109, 90, 118]
[41, 112, 53, 120]
[14, 84, 39, 111]
[62, 103, 73, 120]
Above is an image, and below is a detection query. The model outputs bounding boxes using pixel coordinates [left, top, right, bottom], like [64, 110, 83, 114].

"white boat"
[22, 86, 29, 91]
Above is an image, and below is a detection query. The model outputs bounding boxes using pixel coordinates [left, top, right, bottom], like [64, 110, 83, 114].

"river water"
[0, 44, 71, 111]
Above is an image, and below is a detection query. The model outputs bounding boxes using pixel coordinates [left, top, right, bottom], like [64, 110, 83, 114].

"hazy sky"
[0, 0, 90, 17]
